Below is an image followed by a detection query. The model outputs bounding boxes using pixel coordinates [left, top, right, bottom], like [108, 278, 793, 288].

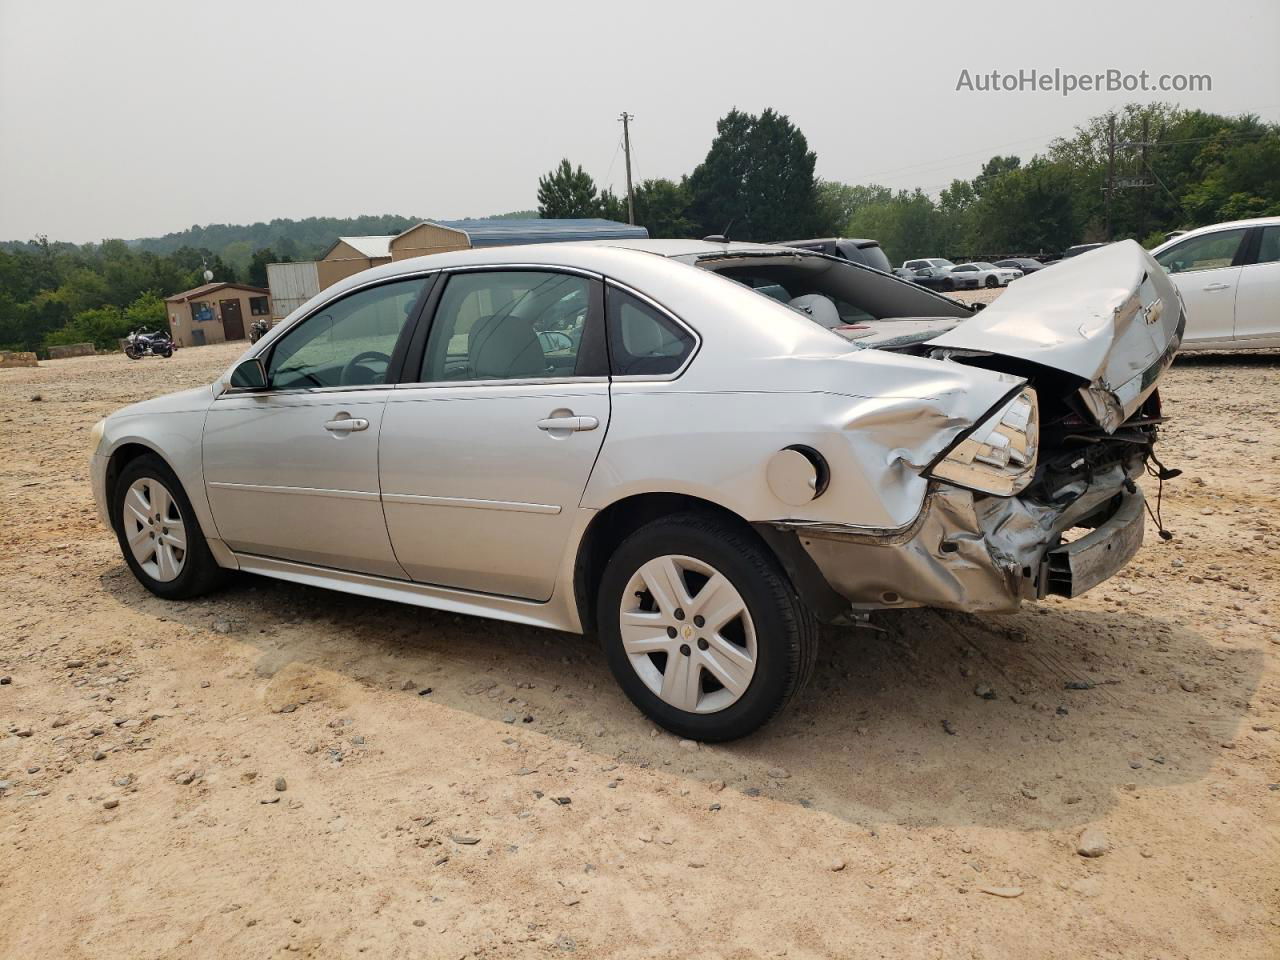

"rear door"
[379, 268, 610, 601]
[1153, 227, 1248, 344]
[1233, 224, 1280, 344]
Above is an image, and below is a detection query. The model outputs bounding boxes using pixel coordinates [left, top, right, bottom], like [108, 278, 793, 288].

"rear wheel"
[113, 454, 226, 600]
[598, 513, 819, 741]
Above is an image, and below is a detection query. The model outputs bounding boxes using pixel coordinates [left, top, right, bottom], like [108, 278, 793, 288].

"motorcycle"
[124, 329, 175, 360]
[249, 317, 271, 343]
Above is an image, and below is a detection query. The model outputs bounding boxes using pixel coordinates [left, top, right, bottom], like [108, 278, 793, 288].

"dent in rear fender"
[585, 364, 1023, 532]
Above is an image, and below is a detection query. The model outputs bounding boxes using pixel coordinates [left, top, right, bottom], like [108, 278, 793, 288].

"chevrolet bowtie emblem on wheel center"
[683, 625, 694, 639]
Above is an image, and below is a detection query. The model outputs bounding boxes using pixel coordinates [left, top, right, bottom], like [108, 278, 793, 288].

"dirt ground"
[1, 328, 1277, 960]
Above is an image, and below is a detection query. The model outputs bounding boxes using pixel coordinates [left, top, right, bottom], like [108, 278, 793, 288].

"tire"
[597, 512, 819, 741]
[112, 454, 226, 600]
[985, 275, 1000, 288]
[942, 277, 955, 291]
[162, 347, 173, 358]
[124, 346, 140, 360]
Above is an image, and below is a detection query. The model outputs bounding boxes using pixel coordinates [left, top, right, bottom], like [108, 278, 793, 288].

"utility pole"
[1105, 114, 1116, 241]
[1138, 114, 1150, 240]
[619, 112, 636, 226]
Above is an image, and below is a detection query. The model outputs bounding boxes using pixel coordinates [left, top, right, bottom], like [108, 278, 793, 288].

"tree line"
[538, 102, 1279, 261]
[2, 102, 1275, 355]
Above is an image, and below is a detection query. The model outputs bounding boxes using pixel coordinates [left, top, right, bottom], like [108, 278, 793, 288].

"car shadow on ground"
[99, 564, 1262, 833]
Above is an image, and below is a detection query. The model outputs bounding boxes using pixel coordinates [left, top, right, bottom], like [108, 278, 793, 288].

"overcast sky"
[2, 0, 1277, 243]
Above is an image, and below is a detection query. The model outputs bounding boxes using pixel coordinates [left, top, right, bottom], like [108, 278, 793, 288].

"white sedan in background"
[948, 261, 1024, 288]
[1149, 216, 1280, 351]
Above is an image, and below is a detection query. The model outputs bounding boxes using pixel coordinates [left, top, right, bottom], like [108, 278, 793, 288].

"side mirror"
[229, 357, 268, 390]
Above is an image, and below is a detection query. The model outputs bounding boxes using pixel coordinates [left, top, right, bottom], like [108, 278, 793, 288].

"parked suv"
[776, 237, 893, 273]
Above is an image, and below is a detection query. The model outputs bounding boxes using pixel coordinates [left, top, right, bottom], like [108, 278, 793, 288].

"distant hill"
[123, 211, 540, 273]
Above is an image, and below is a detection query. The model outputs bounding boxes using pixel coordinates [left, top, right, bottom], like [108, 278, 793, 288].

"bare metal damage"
[783, 462, 1145, 614]
[771, 240, 1178, 614]
[928, 240, 1183, 433]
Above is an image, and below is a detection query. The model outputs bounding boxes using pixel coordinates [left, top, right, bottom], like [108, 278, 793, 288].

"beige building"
[316, 236, 395, 290]
[317, 225, 475, 289]
[164, 282, 271, 347]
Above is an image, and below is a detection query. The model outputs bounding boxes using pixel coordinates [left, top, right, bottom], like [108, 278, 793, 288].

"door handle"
[324, 417, 369, 433]
[1202, 282, 1231, 292]
[537, 415, 599, 433]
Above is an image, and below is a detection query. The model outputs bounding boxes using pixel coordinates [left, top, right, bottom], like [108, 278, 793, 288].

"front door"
[203, 276, 432, 577]
[1234, 224, 1280, 344]
[380, 269, 609, 601]
[1155, 227, 1248, 345]
[220, 299, 246, 340]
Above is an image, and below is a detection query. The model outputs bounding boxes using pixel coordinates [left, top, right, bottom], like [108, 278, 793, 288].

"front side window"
[420, 271, 591, 382]
[1155, 229, 1246, 274]
[267, 276, 429, 390]
[606, 286, 695, 376]
[952, 265, 976, 272]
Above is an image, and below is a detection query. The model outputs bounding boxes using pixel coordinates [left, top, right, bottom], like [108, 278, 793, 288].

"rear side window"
[420, 271, 592, 382]
[606, 286, 694, 376]
[1155, 229, 1245, 274]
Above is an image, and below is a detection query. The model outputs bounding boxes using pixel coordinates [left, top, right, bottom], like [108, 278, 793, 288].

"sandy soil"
[1, 334, 1277, 960]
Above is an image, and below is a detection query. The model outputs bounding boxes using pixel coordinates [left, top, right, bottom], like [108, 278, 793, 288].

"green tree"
[633, 178, 695, 239]
[537, 159, 600, 218]
[688, 108, 822, 241]
[247, 247, 289, 288]
[971, 159, 1080, 254]
[814, 182, 893, 235]
[597, 188, 629, 223]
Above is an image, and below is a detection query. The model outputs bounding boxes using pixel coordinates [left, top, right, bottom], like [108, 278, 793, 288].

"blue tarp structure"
[434, 218, 648, 247]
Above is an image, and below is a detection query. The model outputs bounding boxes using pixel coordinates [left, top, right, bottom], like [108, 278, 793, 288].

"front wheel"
[112, 454, 226, 600]
[942, 277, 955, 291]
[985, 275, 1000, 288]
[598, 513, 819, 741]
[124, 346, 140, 360]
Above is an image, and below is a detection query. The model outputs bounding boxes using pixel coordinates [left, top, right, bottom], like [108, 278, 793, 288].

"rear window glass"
[851, 243, 891, 273]
[606, 286, 695, 376]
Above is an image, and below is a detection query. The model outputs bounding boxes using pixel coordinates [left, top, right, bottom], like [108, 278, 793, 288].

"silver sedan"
[91, 240, 1182, 740]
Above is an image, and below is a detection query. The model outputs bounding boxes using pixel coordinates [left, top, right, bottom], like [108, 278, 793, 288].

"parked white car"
[91, 239, 1180, 740]
[902, 257, 954, 272]
[948, 261, 1024, 288]
[1149, 216, 1280, 351]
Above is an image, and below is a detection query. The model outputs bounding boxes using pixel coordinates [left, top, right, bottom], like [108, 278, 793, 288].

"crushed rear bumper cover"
[776, 482, 1146, 615]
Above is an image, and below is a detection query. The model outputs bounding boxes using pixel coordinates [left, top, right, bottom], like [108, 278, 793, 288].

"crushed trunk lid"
[926, 240, 1183, 432]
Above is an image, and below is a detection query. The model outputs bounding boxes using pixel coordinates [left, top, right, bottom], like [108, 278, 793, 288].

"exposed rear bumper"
[1041, 486, 1144, 598]
[777, 482, 1145, 615]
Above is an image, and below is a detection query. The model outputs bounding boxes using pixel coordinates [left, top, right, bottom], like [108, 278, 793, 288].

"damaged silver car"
[90, 239, 1181, 740]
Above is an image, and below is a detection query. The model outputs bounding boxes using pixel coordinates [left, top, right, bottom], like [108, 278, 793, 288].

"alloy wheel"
[618, 555, 757, 714]
[122, 477, 187, 582]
